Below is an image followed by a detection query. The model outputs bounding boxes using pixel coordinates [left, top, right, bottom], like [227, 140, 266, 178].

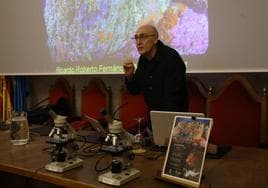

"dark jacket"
[125, 40, 188, 112]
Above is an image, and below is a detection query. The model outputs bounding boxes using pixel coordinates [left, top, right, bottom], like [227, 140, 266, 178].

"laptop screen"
[83, 115, 107, 137]
[150, 111, 205, 147]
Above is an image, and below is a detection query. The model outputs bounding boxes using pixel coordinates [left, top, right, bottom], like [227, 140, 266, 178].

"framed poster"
[161, 116, 213, 188]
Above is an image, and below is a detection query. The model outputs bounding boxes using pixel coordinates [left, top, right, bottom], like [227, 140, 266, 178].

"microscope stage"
[98, 168, 141, 186]
[101, 145, 125, 153]
[45, 158, 83, 173]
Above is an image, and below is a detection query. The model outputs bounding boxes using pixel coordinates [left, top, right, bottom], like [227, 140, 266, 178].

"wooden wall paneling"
[81, 78, 111, 121]
[207, 75, 266, 147]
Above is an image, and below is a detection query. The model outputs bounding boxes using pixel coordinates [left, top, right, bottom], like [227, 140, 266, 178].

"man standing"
[123, 24, 188, 112]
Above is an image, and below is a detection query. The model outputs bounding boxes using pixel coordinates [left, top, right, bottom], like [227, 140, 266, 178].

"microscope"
[98, 120, 141, 186]
[45, 115, 83, 173]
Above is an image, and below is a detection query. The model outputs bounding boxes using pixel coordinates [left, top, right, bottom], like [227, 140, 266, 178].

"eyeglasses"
[131, 34, 155, 42]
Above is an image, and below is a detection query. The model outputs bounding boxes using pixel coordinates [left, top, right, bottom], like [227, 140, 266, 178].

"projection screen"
[1, 0, 268, 75]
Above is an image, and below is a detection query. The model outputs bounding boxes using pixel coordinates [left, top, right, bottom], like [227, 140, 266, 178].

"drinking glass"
[132, 117, 146, 153]
[10, 111, 29, 145]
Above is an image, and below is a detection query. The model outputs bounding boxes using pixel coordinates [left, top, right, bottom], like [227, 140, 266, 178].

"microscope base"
[45, 158, 83, 173]
[98, 168, 141, 186]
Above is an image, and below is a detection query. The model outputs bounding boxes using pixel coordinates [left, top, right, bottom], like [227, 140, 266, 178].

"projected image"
[43, 0, 208, 74]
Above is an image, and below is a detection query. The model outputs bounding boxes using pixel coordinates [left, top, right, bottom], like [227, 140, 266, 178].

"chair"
[49, 77, 73, 116]
[81, 78, 110, 122]
[118, 87, 149, 132]
[187, 77, 208, 115]
[207, 75, 267, 147]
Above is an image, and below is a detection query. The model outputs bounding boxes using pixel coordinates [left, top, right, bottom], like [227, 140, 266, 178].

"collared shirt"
[125, 40, 188, 112]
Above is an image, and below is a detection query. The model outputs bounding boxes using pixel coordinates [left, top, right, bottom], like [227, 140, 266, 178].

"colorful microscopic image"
[43, 0, 208, 64]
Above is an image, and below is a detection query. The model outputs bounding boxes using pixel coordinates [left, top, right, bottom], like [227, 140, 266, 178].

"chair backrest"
[81, 78, 110, 121]
[118, 87, 149, 132]
[49, 77, 73, 116]
[207, 75, 267, 147]
[187, 77, 208, 116]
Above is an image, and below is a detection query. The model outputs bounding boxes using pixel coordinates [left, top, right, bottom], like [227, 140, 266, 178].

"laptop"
[150, 111, 205, 147]
[79, 115, 107, 143]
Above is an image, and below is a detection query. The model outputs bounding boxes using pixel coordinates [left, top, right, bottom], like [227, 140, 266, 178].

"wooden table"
[1, 130, 268, 188]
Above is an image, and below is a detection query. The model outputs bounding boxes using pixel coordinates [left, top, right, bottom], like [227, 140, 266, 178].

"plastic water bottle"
[10, 111, 29, 145]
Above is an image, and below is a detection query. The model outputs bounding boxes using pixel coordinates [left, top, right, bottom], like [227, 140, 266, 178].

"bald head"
[136, 24, 159, 39]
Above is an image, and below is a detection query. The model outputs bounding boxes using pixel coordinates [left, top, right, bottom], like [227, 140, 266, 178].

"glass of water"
[10, 111, 29, 145]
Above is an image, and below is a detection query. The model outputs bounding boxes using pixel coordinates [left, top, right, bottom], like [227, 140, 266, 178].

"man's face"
[133, 26, 158, 57]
